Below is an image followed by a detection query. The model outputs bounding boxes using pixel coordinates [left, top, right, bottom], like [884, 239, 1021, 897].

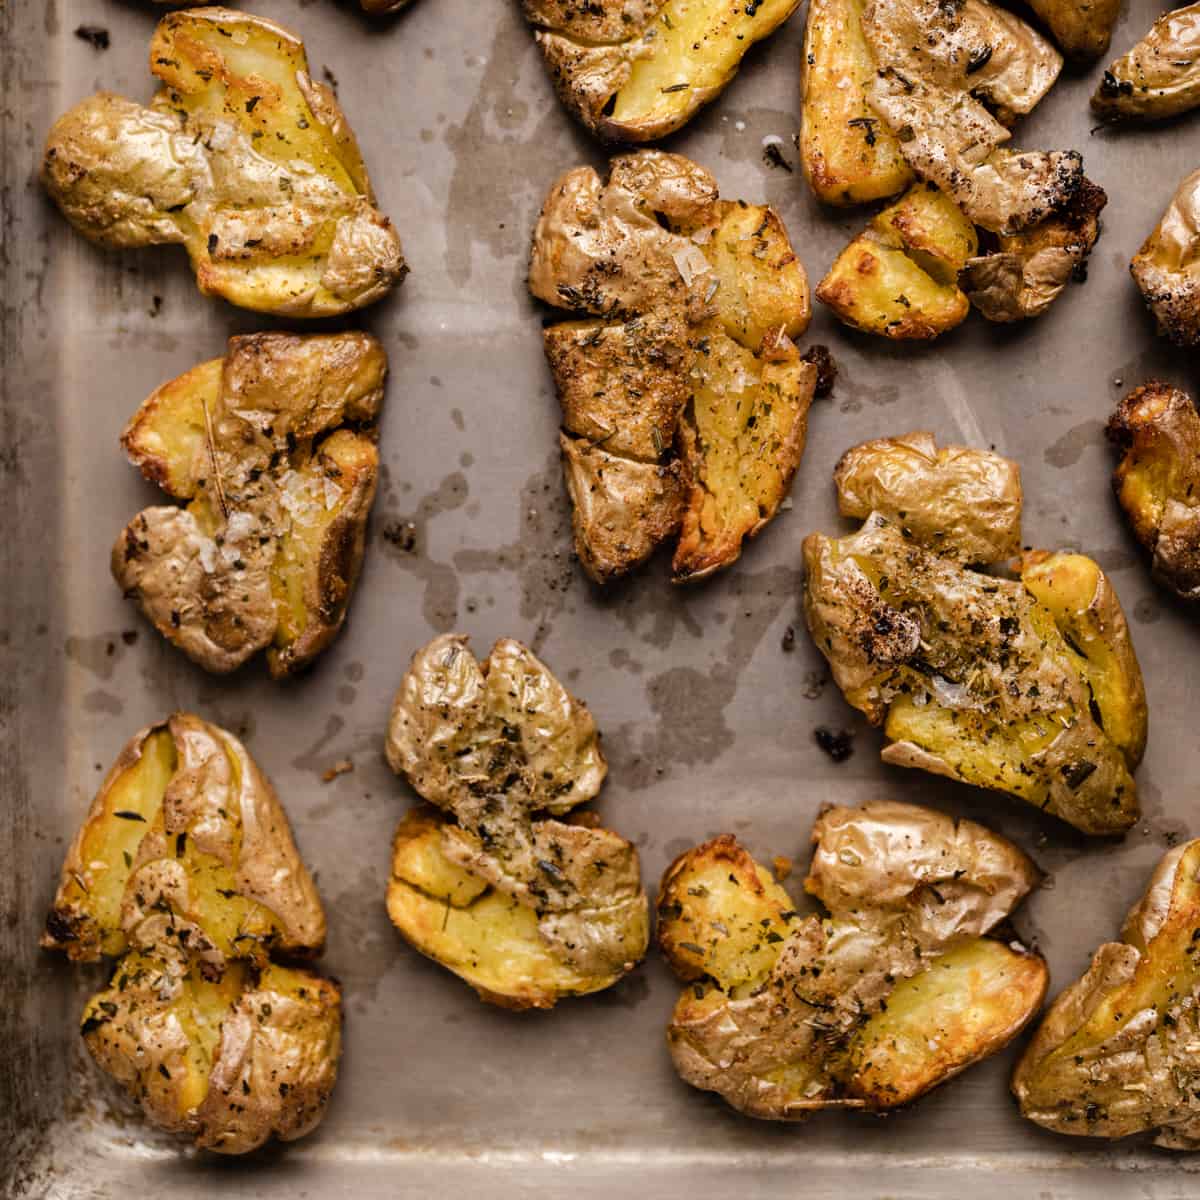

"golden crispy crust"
[40, 9, 405, 316]
[659, 802, 1045, 1119]
[1108, 381, 1200, 600]
[1131, 170, 1200, 347]
[1014, 839, 1200, 1147]
[113, 332, 385, 678]
[384, 636, 648, 1007]
[530, 151, 818, 583]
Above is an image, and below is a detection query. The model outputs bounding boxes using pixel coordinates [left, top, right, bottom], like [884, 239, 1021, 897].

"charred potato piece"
[799, 0, 912, 206]
[1014, 839, 1200, 1147]
[40, 8, 405, 316]
[526, 0, 802, 143]
[530, 151, 821, 584]
[384, 635, 648, 1008]
[114, 332, 385, 678]
[804, 452, 1146, 834]
[816, 184, 977, 340]
[1025, 0, 1120, 61]
[860, 0, 1083, 235]
[961, 178, 1106, 322]
[1108, 381, 1200, 602]
[659, 801, 1046, 1119]
[1093, 4, 1200, 121]
[833, 431, 1022, 564]
[43, 714, 340, 1153]
[1131, 170, 1200, 348]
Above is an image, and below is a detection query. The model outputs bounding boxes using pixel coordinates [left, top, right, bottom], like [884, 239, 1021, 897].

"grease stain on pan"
[1043, 419, 1106, 468]
[63, 631, 135, 681]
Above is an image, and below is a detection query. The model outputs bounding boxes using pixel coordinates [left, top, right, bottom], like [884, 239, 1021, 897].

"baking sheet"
[2, 0, 1199, 1195]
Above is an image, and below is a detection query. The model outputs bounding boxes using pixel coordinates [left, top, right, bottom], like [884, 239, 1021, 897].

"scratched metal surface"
[2, 0, 1199, 1195]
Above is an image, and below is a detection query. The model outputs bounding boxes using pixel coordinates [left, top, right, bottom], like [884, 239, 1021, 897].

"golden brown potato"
[659, 801, 1046, 1119]
[803, 442, 1146, 835]
[961, 178, 1106, 322]
[1014, 839, 1200, 1147]
[1108, 381, 1200, 602]
[1092, 4, 1200, 121]
[1026, 0, 1120, 60]
[113, 332, 384, 678]
[43, 713, 340, 1154]
[816, 184, 977, 340]
[525, 0, 802, 143]
[41, 8, 405, 316]
[798, 0, 912, 206]
[529, 151, 822, 584]
[858, 0, 1084, 235]
[1131, 170, 1200, 347]
[384, 635, 649, 1009]
[833, 431, 1023, 563]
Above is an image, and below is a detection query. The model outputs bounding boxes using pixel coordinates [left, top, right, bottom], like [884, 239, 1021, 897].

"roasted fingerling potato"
[40, 8, 405, 316]
[384, 635, 649, 1009]
[1108, 381, 1200, 602]
[42, 714, 341, 1154]
[659, 801, 1046, 1120]
[960, 178, 1107, 323]
[1131, 169, 1200, 347]
[526, 0, 802, 144]
[799, 0, 912, 206]
[1093, 4, 1200, 122]
[803, 438, 1146, 835]
[114, 332, 385, 678]
[816, 184, 977, 340]
[530, 151, 825, 584]
[1014, 839, 1200, 1147]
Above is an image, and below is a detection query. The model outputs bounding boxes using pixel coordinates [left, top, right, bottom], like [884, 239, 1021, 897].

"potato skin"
[1092, 4, 1200, 121]
[659, 802, 1044, 1120]
[833, 431, 1022, 563]
[1131, 170, 1200, 348]
[803, 506, 1143, 835]
[40, 8, 405, 316]
[530, 152, 818, 584]
[1026, 0, 1120, 61]
[43, 713, 340, 1154]
[1014, 839, 1200, 1148]
[527, 0, 802, 143]
[113, 332, 385, 678]
[961, 177, 1107, 323]
[1108, 381, 1200, 601]
[384, 636, 648, 1008]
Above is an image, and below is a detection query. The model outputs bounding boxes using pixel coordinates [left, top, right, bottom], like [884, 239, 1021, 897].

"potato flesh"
[846, 938, 1047, 1106]
[611, 0, 800, 129]
[800, 0, 912, 205]
[63, 730, 177, 957]
[816, 185, 975, 339]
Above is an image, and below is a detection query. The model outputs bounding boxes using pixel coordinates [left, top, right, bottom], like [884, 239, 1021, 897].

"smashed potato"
[525, 0, 802, 143]
[659, 801, 1046, 1119]
[385, 635, 648, 1009]
[833, 432, 1022, 564]
[1014, 839, 1200, 1147]
[961, 178, 1106, 323]
[1131, 169, 1200, 348]
[42, 714, 340, 1154]
[114, 332, 384, 678]
[529, 151, 823, 584]
[1108, 381, 1200, 602]
[1093, 4, 1200, 122]
[816, 183, 977, 340]
[1026, 0, 1120, 61]
[799, 0, 912, 206]
[41, 8, 405, 316]
[858, 0, 1083, 235]
[803, 437, 1146, 835]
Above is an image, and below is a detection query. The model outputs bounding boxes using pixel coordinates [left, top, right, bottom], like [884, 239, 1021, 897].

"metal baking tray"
[3, 0, 1199, 1194]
